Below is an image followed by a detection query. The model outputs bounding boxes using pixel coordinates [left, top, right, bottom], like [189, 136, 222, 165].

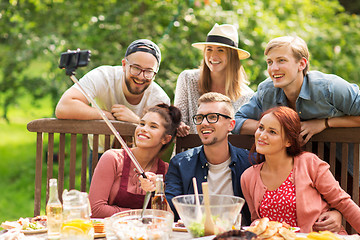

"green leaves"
[1, 0, 360, 121]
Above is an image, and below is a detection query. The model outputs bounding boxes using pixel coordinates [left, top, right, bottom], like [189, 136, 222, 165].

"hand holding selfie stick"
[59, 49, 146, 178]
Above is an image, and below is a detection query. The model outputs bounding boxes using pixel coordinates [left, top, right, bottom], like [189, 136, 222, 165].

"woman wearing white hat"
[174, 23, 254, 136]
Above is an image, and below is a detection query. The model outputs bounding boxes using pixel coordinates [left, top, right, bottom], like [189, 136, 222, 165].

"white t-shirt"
[208, 157, 234, 196]
[73, 65, 170, 152]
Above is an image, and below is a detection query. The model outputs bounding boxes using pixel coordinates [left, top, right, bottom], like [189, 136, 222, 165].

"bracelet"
[325, 118, 330, 128]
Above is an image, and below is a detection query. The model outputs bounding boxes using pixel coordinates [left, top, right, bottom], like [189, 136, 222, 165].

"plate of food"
[243, 217, 299, 240]
[242, 226, 300, 233]
[172, 219, 187, 232]
[1, 216, 48, 234]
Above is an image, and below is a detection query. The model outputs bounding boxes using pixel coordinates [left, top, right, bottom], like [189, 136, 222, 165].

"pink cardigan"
[89, 149, 169, 218]
[241, 152, 360, 233]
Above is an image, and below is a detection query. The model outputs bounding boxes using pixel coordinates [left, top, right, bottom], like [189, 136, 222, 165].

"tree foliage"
[1, 0, 360, 121]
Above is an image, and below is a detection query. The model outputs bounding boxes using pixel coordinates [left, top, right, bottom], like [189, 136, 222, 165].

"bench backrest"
[27, 119, 359, 233]
[27, 118, 136, 217]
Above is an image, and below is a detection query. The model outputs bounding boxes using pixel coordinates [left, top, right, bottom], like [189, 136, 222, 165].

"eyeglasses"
[193, 113, 231, 125]
[125, 59, 157, 80]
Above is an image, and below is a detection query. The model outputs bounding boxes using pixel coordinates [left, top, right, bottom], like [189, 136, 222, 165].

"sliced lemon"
[62, 219, 93, 233]
[61, 225, 85, 234]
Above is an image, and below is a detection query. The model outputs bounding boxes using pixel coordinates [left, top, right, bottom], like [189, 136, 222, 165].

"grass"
[0, 95, 53, 223]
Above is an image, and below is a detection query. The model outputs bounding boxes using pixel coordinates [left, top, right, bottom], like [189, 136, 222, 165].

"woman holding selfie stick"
[89, 104, 181, 218]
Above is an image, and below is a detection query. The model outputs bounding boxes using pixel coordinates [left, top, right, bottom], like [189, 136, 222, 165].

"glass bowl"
[172, 194, 245, 238]
[104, 209, 174, 240]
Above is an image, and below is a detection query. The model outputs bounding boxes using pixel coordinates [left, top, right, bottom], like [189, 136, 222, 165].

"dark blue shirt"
[165, 143, 252, 225]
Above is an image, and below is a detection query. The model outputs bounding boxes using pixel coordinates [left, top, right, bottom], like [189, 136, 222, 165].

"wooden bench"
[176, 128, 360, 233]
[27, 118, 137, 217]
[27, 119, 359, 233]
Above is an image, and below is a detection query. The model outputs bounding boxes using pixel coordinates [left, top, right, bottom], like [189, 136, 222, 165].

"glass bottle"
[46, 178, 63, 240]
[151, 174, 168, 210]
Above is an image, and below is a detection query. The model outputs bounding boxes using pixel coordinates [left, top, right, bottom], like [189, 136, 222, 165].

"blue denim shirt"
[165, 143, 252, 225]
[233, 71, 360, 134]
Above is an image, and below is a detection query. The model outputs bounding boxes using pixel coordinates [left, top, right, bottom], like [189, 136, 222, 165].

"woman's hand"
[139, 172, 157, 192]
[313, 210, 342, 233]
[176, 121, 190, 137]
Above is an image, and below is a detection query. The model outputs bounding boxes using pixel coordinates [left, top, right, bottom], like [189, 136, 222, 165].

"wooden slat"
[310, 128, 360, 143]
[46, 133, 54, 204]
[317, 142, 324, 160]
[81, 134, 88, 192]
[305, 141, 312, 152]
[58, 133, 65, 202]
[27, 118, 136, 135]
[34, 132, 43, 217]
[92, 134, 99, 176]
[353, 144, 359, 205]
[341, 143, 349, 192]
[352, 144, 360, 205]
[329, 142, 336, 175]
[104, 135, 111, 151]
[69, 134, 77, 189]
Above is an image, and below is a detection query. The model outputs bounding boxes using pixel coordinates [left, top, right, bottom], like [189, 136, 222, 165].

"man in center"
[165, 92, 252, 225]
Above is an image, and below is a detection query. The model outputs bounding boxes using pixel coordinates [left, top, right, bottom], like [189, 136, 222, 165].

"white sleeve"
[174, 70, 192, 125]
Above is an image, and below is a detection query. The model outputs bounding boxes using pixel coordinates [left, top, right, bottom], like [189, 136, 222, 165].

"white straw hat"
[192, 23, 250, 60]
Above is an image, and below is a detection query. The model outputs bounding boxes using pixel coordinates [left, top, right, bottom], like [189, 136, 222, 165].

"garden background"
[1, 0, 360, 223]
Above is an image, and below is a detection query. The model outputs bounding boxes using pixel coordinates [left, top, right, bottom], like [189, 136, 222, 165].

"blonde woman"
[174, 23, 254, 136]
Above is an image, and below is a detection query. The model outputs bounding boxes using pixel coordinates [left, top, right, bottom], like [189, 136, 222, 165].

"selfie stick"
[68, 75, 146, 177]
[60, 50, 146, 177]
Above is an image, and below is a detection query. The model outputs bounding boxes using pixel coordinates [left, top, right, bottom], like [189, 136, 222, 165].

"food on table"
[260, 221, 283, 238]
[91, 220, 105, 233]
[248, 217, 270, 235]
[173, 219, 188, 232]
[247, 217, 296, 240]
[187, 215, 226, 238]
[213, 229, 259, 240]
[31, 215, 47, 227]
[188, 221, 205, 237]
[174, 219, 185, 228]
[0, 228, 26, 240]
[1, 221, 22, 230]
[1, 216, 47, 231]
[295, 231, 344, 240]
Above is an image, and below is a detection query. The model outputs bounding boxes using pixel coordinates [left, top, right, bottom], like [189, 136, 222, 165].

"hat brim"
[192, 42, 250, 60]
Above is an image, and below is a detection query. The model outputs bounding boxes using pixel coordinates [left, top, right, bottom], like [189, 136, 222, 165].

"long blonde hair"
[198, 48, 249, 101]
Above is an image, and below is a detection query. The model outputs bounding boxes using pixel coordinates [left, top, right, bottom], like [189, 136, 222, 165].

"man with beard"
[55, 39, 170, 181]
[164, 92, 252, 225]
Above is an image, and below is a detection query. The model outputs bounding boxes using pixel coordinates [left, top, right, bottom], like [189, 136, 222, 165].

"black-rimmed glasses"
[193, 113, 231, 125]
[125, 59, 157, 80]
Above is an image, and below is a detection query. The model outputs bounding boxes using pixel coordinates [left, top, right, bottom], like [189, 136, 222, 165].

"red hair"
[250, 106, 302, 164]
